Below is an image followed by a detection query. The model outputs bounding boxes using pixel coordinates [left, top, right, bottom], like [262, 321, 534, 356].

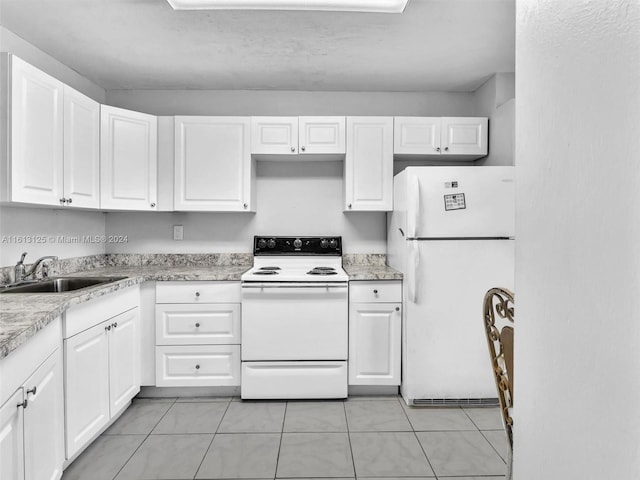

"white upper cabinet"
[344, 116, 393, 212]
[3, 55, 64, 205]
[441, 117, 488, 157]
[394, 116, 488, 159]
[251, 116, 345, 155]
[63, 86, 100, 208]
[393, 116, 441, 155]
[101, 105, 158, 210]
[174, 116, 254, 211]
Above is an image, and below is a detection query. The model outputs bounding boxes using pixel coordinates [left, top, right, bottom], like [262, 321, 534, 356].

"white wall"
[473, 72, 515, 166]
[106, 161, 385, 254]
[0, 206, 106, 266]
[515, 1, 640, 479]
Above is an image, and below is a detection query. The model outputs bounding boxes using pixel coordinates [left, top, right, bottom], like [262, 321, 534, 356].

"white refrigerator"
[387, 166, 514, 405]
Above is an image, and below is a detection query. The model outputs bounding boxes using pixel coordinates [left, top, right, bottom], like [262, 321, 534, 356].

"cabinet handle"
[195, 364, 200, 370]
[150, 202, 156, 208]
[348, 204, 352, 209]
[195, 323, 200, 328]
[67, 197, 73, 204]
[444, 147, 449, 152]
[435, 147, 441, 152]
[243, 203, 248, 209]
[395, 307, 400, 311]
[301, 146, 306, 151]
[17, 399, 28, 409]
[26, 386, 37, 396]
[59, 198, 66, 204]
[373, 289, 378, 294]
[112, 322, 118, 328]
[290, 146, 295, 152]
[195, 291, 200, 297]
[105, 325, 111, 332]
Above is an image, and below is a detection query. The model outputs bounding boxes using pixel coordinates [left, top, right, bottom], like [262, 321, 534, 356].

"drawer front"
[155, 345, 240, 387]
[156, 304, 240, 345]
[349, 281, 401, 303]
[155, 281, 241, 304]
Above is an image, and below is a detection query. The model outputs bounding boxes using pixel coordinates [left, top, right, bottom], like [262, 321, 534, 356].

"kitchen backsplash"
[0, 253, 387, 284]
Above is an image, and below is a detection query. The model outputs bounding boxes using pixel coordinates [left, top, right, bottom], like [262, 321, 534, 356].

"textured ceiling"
[0, 0, 515, 92]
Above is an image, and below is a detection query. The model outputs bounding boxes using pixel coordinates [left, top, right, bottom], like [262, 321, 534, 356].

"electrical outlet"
[173, 225, 184, 241]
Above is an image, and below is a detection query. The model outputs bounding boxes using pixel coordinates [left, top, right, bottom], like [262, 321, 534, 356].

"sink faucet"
[14, 252, 58, 283]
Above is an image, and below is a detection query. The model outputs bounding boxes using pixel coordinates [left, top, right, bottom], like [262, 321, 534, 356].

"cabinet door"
[174, 116, 253, 211]
[251, 116, 298, 154]
[0, 390, 24, 480]
[349, 302, 401, 386]
[344, 117, 393, 211]
[108, 308, 140, 416]
[23, 350, 64, 480]
[10, 55, 64, 205]
[63, 86, 100, 208]
[64, 321, 110, 459]
[101, 105, 158, 210]
[441, 117, 488, 157]
[299, 116, 346, 154]
[393, 117, 441, 155]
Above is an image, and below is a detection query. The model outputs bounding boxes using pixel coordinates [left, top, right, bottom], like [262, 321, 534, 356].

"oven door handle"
[242, 283, 348, 289]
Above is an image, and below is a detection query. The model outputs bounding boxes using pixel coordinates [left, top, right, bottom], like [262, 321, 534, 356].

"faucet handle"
[17, 252, 27, 265]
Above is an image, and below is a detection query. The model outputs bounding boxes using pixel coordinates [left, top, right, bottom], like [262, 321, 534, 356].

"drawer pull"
[195, 292, 200, 297]
[195, 323, 201, 328]
[17, 399, 28, 409]
[373, 289, 378, 294]
[26, 386, 37, 396]
[195, 364, 200, 370]
[395, 307, 400, 311]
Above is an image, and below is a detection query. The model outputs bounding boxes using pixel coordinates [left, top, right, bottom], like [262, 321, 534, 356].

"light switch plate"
[173, 225, 184, 241]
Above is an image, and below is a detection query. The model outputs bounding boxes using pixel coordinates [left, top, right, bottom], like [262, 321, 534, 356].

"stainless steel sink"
[0, 276, 128, 294]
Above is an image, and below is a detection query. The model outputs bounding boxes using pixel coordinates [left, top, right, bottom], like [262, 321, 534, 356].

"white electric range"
[240, 236, 349, 399]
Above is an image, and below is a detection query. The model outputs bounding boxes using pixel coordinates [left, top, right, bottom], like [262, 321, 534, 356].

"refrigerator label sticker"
[444, 193, 466, 211]
[444, 181, 459, 188]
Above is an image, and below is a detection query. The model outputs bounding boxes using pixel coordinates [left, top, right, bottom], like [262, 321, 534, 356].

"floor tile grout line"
[343, 399, 358, 478]
[109, 396, 178, 480]
[397, 395, 439, 478]
[272, 400, 288, 480]
[192, 397, 233, 480]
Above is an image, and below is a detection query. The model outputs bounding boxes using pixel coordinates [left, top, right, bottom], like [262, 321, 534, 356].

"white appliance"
[241, 236, 349, 399]
[387, 166, 515, 405]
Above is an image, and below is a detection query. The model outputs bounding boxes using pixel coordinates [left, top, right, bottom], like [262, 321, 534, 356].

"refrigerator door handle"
[407, 175, 420, 238]
[407, 241, 420, 303]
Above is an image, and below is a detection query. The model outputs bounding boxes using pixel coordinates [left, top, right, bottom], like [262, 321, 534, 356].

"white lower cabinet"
[349, 281, 402, 386]
[63, 288, 140, 460]
[155, 282, 241, 387]
[0, 317, 64, 480]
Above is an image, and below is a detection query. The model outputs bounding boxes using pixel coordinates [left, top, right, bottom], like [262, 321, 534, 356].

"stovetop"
[241, 236, 348, 283]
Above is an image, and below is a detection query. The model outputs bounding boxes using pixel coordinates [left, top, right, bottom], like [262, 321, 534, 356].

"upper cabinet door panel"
[299, 116, 346, 154]
[100, 105, 158, 210]
[393, 117, 441, 155]
[344, 117, 393, 212]
[10, 55, 64, 205]
[175, 116, 253, 211]
[441, 117, 488, 156]
[251, 116, 298, 154]
[63, 86, 100, 208]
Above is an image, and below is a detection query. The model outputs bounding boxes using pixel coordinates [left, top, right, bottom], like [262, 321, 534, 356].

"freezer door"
[405, 166, 514, 238]
[401, 239, 514, 401]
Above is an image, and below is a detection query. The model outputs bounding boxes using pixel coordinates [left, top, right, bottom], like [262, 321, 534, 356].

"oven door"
[241, 283, 348, 361]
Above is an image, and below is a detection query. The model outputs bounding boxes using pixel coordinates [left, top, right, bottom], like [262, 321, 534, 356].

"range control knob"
[267, 238, 276, 249]
[329, 238, 338, 249]
[257, 238, 267, 249]
[293, 238, 302, 249]
[320, 238, 329, 249]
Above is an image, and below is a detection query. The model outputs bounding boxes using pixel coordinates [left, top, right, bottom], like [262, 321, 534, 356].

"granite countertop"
[0, 259, 402, 360]
[0, 265, 251, 360]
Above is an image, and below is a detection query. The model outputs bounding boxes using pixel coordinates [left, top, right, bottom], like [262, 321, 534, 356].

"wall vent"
[411, 397, 499, 407]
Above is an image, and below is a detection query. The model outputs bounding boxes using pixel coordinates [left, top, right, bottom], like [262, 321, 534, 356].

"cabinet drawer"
[156, 304, 240, 345]
[155, 345, 240, 387]
[155, 281, 241, 304]
[349, 281, 401, 303]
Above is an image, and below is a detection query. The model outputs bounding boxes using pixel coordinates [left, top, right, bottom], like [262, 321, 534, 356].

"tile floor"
[61, 395, 508, 480]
